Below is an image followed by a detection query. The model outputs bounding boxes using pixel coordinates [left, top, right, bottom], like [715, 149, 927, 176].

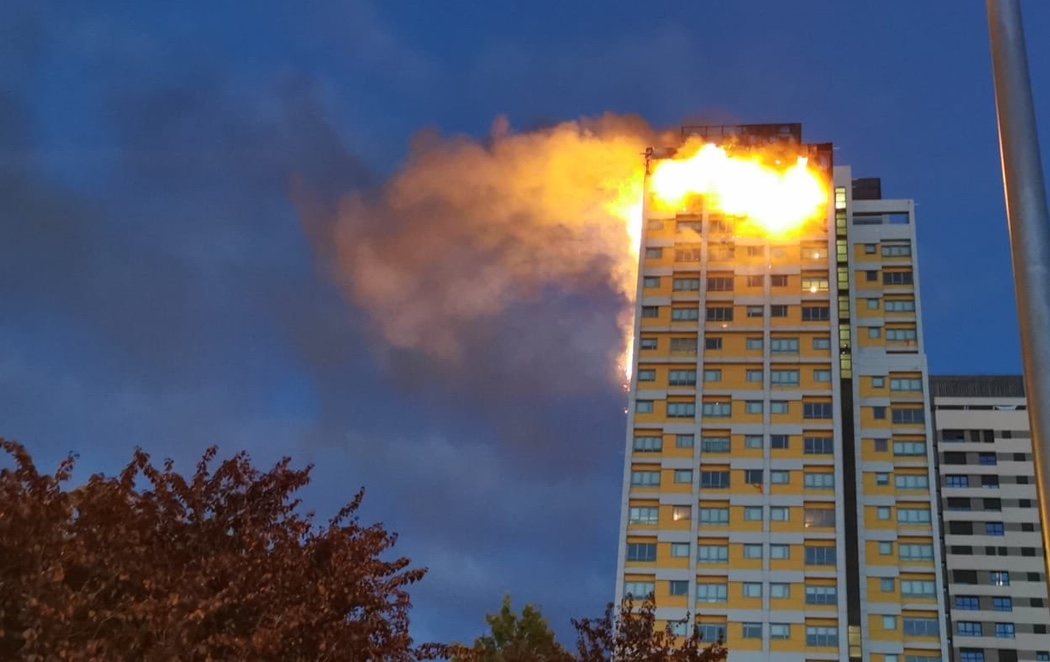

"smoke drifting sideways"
[300, 114, 660, 399]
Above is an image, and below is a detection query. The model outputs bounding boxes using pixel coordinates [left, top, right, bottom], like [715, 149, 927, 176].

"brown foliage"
[0, 439, 443, 661]
[572, 598, 727, 662]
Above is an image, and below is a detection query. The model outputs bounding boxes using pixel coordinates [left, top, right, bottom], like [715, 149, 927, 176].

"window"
[771, 304, 789, 317]
[744, 435, 762, 449]
[874, 438, 889, 452]
[802, 305, 830, 321]
[995, 623, 1015, 639]
[702, 401, 731, 417]
[804, 436, 834, 454]
[671, 337, 696, 354]
[769, 544, 789, 559]
[770, 623, 791, 639]
[770, 506, 789, 522]
[676, 434, 694, 448]
[986, 522, 1005, 536]
[640, 337, 658, 350]
[890, 378, 923, 391]
[703, 337, 721, 351]
[701, 510, 726, 527]
[954, 596, 980, 610]
[979, 452, 998, 466]
[746, 305, 764, 318]
[802, 277, 829, 293]
[804, 472, 834, 489]
[893, 441, 926, 456]
[701, 436, 729, 453]
[698, 624, 723, 643]
[865, 270, 879, 281]
[805, 585, 838, 605]
[882, 615, 897, 630]
[745, 401, 763, 414]
[814, 369, 832, 382]
[668, 403, 696, 417]
[771, 337, 800, 353]
[867, 298, 880, 310]
[877, 506, 891, 520]
[673, 277, 700, 291]
[903, 618, 938, 637]
[746, 369, 763, 383]
[770, 583, 789, 599]
[880, 578, 895, 592]
[899, 543, 933, 560]
[698, 545, 728, 563]
[696, 584, 727, 603]
[641, 306, 659, 319]
[875, 472, 889, 486]
[883, 270, 914, 285]
[633, 436, 661, 452]
[626, 543, 656, 562]
[671, 506, 690, 522]
[631, 471, 660, 486]
[673, 469, 692, 484]
[644, 247, 663, 259]
[897, 508, 931, 524]
[643, 276, 660, 289]
[805, 508, 835, 527]
[669, 622, 689, 637]
[741, 622, 762, 639]
[960, 652, 986, 662]
[668, 580, 688, 596]
[746, 337, 763, 350]
[670, 542, 690, 558]
[744, 506, 763, 521]
[672, 369, 699, 385]
[805, 626, 838, 647]
[744, 469, 764, 486]
[868, 327, 882, 339]
[628, 507, 659, 524]
[879, 542, 893, 555]
[804, 402, 833, 419]
[885, 298, 916, 312]
[623, 581, 655, 598]
[771, 434, 789, 449]
[945, 475, 969, 488]
[813, 337, 831, 349]
[871, 376, 885, 388]
[883, 242, 912, 257]
[746, 275, 763, 287]
[900, 580, 936, 597]
[771, 275, 788, 287]
[706, 306, 733, 322]
[895, 474, 929, 489]
[742, 583, 762, 598]
[887, 327, 918, 342]
[700, 471, 730, 489]
[771, 370, 800, 386]
[635, 400, 654, 413]
[864, 243, 877, 254]
[805, 546, 836, 565]
[671, 307, 700, 321]
[770, 471, 789, 485]
[993, 596, 1013, 612]
[637, 369, 656, 382]
[674, 247, 702, 262]
[892, 408, 925, 424]
[873, 406, 886, 420]
[770, 401, 789, 414]
[743, 544, 762, 559]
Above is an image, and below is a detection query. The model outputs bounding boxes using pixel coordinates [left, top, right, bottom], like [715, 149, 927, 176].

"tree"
[0, 439, 445, 661]
[453, 595, 571, 662]
[572, 598, 727, 662]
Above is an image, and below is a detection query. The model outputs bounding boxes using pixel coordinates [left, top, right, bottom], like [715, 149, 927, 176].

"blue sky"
[3, 0, 1050, 647]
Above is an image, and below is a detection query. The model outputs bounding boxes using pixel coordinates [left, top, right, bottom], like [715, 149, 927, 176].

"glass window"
[745, 435, 762, 449]
[699, 471, 730, 489]
[696, 584, 727, 603]
[742, 583, 762, 598]
[771, 471, 789, 484]
[741, 622, 762, 639]
[770, 506, 788, 521]
[746, 337, 763, 350]
[743, 544, 762, 559]
[628, 507, 659, 524]
[770, 623, 791, 639]
[882, 615, 897, 630]
[676, 434, 694, 448]
[700, 436, 729, 453]
[673, 469, 692, 484]
[670, 543, 690, 558]
[770, 583, 789, 599]
[804, 546, 837, 565]
[633, 436, 662, 452]
[770, 544, 789, 559]
[698, 545, 728, 563]
[744, 507, 763, 522]
[635, 400, 654, 413]
[626, 543, 656, 562]
[623, 581, 655, 598]
[770, 401, 789, 414]
[805, 626, 838, 647]
[630, 471, 660, 486]
[745, 401, 763, 414]
[669, 580, 688, 596]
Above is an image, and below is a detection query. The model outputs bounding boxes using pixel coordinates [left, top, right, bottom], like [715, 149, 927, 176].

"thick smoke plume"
[304, 114, 656, 384]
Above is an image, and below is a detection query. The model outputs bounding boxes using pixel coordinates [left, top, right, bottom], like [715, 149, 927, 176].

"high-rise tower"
[615, 124, 948, 661]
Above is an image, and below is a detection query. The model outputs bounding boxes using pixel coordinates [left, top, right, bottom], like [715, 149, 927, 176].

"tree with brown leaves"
[572, 598, 727, 662]
[0, 439, 443, 661]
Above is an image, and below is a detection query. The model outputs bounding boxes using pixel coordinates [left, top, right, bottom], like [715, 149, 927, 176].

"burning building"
[615, 123, 948, 661]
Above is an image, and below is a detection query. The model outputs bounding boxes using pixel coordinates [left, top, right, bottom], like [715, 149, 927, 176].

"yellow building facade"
[615, 124, 948, 661]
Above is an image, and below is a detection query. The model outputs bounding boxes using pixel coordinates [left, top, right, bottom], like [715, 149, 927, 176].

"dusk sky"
[4, 0, 1050, 647]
